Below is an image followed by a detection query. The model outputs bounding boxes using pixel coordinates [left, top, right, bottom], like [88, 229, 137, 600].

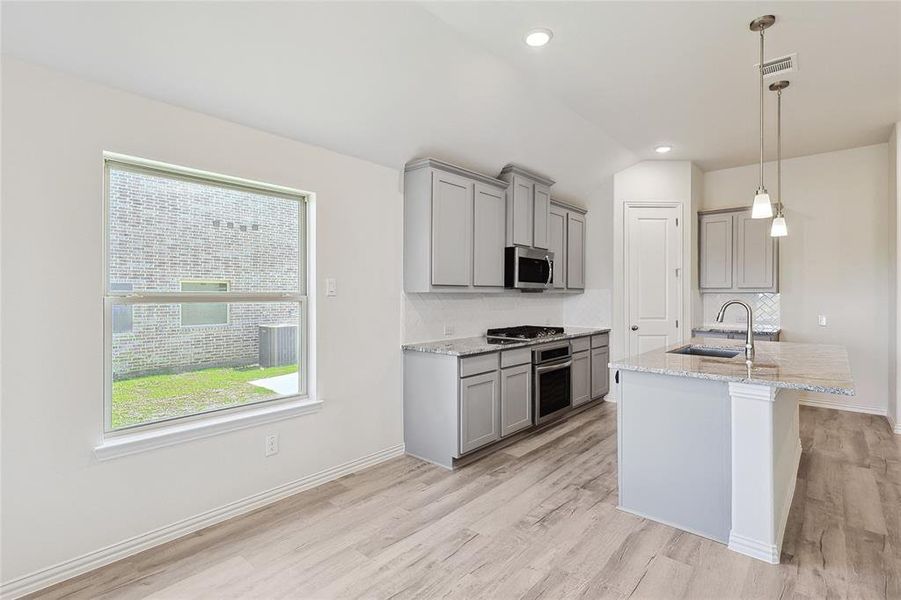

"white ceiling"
[2, 2, 899, 200]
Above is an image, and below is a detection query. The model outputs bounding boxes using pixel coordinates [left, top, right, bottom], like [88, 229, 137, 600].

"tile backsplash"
[701, 293, 780, 327]
[402, 289, 612, 343]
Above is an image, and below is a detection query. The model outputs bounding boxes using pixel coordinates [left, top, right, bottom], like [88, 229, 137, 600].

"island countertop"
[402, 327, 610, 356]
[609, 337, 854, 396]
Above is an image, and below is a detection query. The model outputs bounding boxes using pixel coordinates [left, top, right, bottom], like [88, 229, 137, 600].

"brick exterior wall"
[109, 168, 300, 378]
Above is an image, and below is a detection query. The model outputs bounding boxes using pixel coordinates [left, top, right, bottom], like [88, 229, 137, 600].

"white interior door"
[625, 205, 681, 357]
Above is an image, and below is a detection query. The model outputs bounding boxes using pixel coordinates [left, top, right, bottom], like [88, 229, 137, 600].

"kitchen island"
[609, 337, 854, 564]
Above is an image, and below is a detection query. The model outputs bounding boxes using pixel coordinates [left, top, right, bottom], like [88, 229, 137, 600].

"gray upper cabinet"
[548, 206, 567, 289]
[473, 183, 506, 287]
[533, 184, 550, 250]
[734, 211, 777, 291]
[404, 158, 508, 293]
[547, 200, 587, 291]
[498, 164, 555, 250]
[431, 171, 472, 286]
[698, 208, 778, 293]
[500, 363, 532, 437]
[459, 370, 501, 454]
[699, 213, 733, 290]
[566, 212, 585, 290]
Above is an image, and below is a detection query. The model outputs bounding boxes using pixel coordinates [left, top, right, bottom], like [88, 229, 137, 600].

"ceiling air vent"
[754, 53, 798, 79]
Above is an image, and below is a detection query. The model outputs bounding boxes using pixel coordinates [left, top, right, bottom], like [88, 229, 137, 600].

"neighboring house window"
[110, 282, 133, 333]
[180, 281, 229, 326]
[104, 153, 308, 433]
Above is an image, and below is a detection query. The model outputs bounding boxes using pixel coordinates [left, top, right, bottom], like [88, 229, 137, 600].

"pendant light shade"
[750, 16, 775, 218]
[770, 216, 787, 237]
[752, 190, 773, 218]
[769, 79, 790, 237]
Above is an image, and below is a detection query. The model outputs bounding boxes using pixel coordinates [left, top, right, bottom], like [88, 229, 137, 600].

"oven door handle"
[535, 359, 572, 374]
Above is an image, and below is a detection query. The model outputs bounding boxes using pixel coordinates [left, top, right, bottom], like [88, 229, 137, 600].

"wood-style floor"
[30, 403, 901, 599]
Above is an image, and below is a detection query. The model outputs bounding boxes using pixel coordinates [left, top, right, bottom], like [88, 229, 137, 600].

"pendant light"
[750, 15, 775, 219]
[769, 80, 790, 237]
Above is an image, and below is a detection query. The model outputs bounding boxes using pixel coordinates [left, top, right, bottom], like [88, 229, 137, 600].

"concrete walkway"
[249, 373, 299, 396]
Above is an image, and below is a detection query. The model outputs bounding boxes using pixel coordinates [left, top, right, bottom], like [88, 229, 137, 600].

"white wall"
[890, 123, 900, 431]
[612, 161, 698, 362]
[703, 144, 891, 415]
[0, 59, 404, 585]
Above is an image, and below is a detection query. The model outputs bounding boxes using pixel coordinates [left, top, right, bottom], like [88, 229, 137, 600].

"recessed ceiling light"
[525, 28, 553, 47]
[655, 145, 673, 154]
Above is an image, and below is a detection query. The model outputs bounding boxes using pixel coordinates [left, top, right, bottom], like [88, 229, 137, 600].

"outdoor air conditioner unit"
[259, 324, 297, 367]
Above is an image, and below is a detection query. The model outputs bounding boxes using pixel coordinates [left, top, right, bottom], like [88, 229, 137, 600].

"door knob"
[631, 325, 639, 331]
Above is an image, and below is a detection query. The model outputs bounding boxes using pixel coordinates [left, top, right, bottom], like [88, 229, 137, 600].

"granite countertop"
[692, 324, 782, 335]
[609, 336, 854, 396]
[402, 327, 610, 356]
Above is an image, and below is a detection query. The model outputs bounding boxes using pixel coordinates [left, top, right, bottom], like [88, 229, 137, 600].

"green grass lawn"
[112, 364, 298, 429]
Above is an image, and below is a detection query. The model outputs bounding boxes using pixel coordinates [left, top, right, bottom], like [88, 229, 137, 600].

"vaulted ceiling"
[3, 2, 899, 201]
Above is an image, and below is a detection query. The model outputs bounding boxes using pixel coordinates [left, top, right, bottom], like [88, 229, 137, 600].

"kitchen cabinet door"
[459, 371, 501, 454]
[734, 211, 777, 291]
[591, 346, 610, 399]
[699, 213, 733, 289]
[533, 184, 550, 250]
[500, 363, 532, 437]
[567, 213, 586, 290]
[572, 350, 591, 407]
[509, 175, 534, 247]
[431, 171, 473, 286]
[548, 205, 567, 289]
[473, 183, 506, 287]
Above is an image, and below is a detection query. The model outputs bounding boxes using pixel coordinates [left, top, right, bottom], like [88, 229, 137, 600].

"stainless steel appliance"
[505, 246, 554, 290]
[486, 325, 564, 345]
[532, 341, 572, 424]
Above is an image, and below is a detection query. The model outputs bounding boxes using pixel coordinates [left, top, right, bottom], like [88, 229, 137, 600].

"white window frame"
[99, 152, 314, 455]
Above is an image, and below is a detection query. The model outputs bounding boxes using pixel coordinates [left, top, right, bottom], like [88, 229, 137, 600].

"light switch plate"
[444, 324, 455, 337]
[326, 278, 337, 297]
[817, 315, 827, 327]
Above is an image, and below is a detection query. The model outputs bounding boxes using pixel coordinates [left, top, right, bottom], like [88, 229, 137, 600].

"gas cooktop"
[485, 325, 565, 344]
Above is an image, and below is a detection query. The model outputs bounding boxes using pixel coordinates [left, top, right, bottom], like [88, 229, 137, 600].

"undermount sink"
[668, 345, 742, 359]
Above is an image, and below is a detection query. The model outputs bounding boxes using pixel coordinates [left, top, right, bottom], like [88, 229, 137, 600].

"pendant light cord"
[777, 89, 782, 214]
[759, 29, 765, 190]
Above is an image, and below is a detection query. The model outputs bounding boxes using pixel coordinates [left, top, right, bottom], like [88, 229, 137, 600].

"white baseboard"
[799, 394, 886, 416]
[728, 531, 779, 564]
[0, 443, 405, 600]
[889, 412, 901, 435]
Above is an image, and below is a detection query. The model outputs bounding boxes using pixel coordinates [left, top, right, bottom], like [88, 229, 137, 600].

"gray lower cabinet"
[572, 350, 591, 407]
[591, 346, 610, 399]
[500, 363, 532, 437]
[459, 370, 501, 454]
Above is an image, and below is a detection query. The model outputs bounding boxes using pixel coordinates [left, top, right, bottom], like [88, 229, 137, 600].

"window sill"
[94, 398, 322, 461]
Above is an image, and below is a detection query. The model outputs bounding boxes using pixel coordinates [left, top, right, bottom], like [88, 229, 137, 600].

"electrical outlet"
[265, 433, 279, 457]
[444, 323, 455, 337]
[817, 315, 827, 327]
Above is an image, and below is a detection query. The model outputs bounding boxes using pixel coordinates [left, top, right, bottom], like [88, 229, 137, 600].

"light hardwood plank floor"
[27, 403, 901, 599]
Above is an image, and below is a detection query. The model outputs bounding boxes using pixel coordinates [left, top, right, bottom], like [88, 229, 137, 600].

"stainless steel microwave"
[504, 246, 554, 290]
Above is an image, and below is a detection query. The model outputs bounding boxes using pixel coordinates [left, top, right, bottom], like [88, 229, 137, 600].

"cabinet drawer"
[460, 353, 499, 377]
[571, 336, 590, 353]
[591, 333, 609, 348]
[500, 348, 531, 368]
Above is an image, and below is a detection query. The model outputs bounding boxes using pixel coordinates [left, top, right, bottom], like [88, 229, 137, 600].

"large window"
[104, 153, 308, 432]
